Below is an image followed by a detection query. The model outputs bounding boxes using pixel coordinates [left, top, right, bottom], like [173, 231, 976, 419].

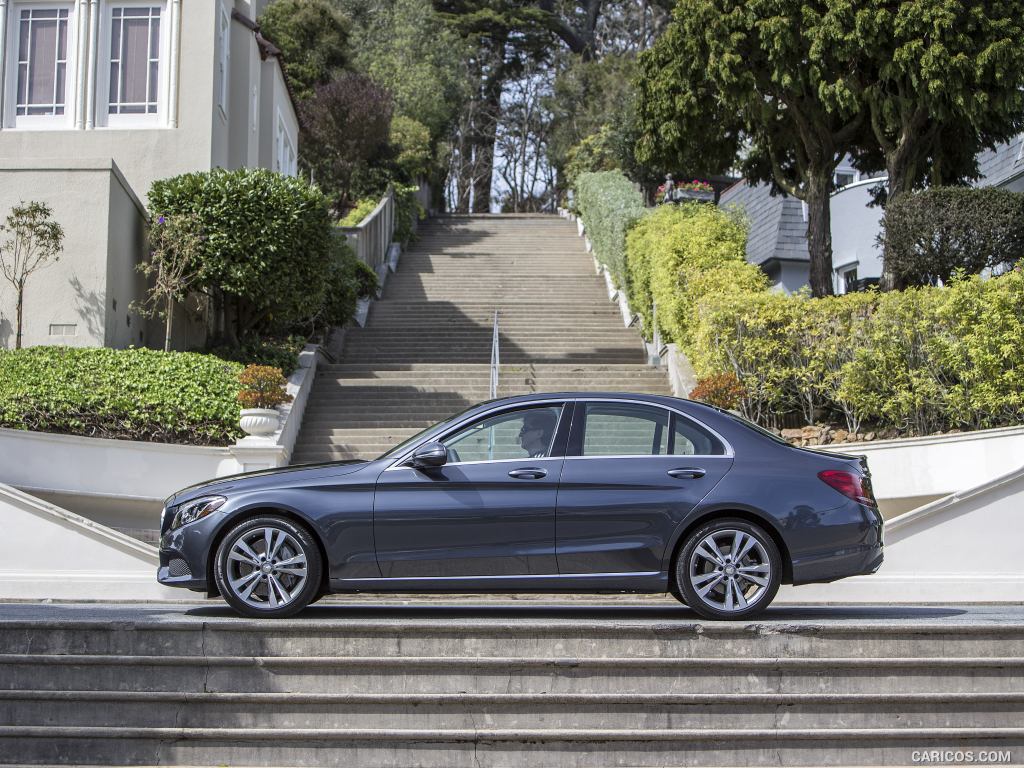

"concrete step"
[3, 653, 1022, 695]
[6, 690, 1023, 730]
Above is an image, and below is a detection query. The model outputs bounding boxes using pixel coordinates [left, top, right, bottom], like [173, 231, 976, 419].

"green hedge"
[207, 335, 307, 376]
[625, 203, 760, 344]
[0, 347, 243, 445]
[575, 171, 645, 288]
[689, 269, 1024, 433]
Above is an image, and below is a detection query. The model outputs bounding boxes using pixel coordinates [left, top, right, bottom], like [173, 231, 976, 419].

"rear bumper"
[790, 502, 884, 586]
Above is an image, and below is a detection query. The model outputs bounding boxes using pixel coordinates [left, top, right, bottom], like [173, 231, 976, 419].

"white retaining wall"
[0, 482, 174, 600]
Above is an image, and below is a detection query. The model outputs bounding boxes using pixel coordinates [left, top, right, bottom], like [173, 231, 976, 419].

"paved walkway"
[2, 600, 1022, 629]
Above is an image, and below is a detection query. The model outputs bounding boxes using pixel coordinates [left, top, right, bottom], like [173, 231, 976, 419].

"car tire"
[674, 517, 781, 620]
[214, 515, 323, 619]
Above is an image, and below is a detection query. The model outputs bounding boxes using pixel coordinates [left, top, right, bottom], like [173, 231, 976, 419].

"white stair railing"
[337, 185, 396, 273]
[489, 310, 501, 400]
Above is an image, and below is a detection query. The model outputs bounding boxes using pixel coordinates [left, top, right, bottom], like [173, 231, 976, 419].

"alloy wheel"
[687, 528, 772, 613]
[224, 526, 309, 610]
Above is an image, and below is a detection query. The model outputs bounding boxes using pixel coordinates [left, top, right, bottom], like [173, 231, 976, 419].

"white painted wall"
[778, 463, 1024, 603]
[0, 482, 176, 600]
[818, 425, 1024, 507]
[830, 177, 886, 292]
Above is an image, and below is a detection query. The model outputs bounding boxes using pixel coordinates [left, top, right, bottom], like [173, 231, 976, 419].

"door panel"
[556, 401, 733, 574]
[373, 459, 563, 577]
[372, 403, 568, 578]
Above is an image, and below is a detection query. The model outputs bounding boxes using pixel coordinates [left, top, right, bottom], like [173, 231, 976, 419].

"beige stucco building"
[0, 0, 298, 350]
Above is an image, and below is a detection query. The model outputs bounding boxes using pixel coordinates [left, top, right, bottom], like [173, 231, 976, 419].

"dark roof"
[974, 135, 1024, 189]
[718, 181, 809, 265]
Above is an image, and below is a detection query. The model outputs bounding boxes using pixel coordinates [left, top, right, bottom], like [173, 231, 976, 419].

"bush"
[338, 197, 379, 227]
[208, 335, 307, 376]
[575, 171, 645, 288]
[881, 187, 1024, 286]
[625, 203, 761, 344]
[393, 183, 425, 246]
[564, 127, 620, 191]
[318, 237, 379, 328]
[237, 365, 293, 410]
[0, 347, 243, 445]
[690, 373, 745, 411]
[147, 168, 334, 339]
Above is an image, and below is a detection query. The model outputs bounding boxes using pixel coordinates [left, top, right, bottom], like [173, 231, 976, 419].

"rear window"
[722, 411, 792, 446]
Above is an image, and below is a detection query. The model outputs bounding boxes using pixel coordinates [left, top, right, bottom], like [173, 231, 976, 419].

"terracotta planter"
[239, 408, 280, 437]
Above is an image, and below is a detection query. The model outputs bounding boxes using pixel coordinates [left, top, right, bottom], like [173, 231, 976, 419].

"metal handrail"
[489, 309, 500, 400]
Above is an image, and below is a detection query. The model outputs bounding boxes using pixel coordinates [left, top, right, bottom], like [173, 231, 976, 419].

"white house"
[720, 136, 1024, 294]
[0, 0, 299, 350]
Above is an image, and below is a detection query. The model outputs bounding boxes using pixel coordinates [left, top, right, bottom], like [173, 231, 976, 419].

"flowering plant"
[677, 179, 714, 193]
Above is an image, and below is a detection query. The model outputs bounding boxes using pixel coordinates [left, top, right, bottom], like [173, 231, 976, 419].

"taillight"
[818, 469, 877, 507]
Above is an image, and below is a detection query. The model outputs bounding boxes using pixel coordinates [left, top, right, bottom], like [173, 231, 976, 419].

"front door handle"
[508, 467, 547, 479]
[667, 467, 706, 479]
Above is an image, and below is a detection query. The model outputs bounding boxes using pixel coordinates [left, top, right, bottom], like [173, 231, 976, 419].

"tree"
[636, 0, 866, 297]
[300, 72, 394, 212]
[133, 213, 205, 352]
[0, 202, 64, 349]
[258, 0, 350, 102]
[846, 0, 1024, 288]
[147, 169, 334, 345]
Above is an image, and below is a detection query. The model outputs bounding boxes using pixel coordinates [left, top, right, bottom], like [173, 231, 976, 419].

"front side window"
[108, 6, 161, 115]
[14, 6, 71, 118]
[442, 406, 562, 463]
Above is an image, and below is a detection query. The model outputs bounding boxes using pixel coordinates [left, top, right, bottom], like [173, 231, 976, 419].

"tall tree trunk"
[804, 170, 835, 298]
[164, 294, 174, 352]
[15, 280, 24, 350]
[879, 156, 919, 291]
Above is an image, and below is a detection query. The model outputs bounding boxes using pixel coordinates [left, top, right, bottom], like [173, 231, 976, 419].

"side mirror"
[409, 441, 448, 468]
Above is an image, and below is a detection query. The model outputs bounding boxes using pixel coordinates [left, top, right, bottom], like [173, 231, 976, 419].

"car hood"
[165, 459, 371, 507]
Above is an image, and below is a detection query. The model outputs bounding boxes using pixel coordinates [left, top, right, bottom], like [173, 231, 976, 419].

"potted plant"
[237, 364, 293, 437]
[673, 179, 716, 203]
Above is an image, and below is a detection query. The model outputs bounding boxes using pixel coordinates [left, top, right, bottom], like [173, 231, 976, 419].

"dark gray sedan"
[158, 393, 883, 619]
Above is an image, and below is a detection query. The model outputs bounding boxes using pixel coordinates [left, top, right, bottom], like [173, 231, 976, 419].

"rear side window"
[577, 402, 724, 456]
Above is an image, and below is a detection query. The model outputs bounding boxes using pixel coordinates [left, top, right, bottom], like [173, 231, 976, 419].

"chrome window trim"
[382, 396, 734, 471]
[383, 398, 570, 471]
[573, 397, 735, 458]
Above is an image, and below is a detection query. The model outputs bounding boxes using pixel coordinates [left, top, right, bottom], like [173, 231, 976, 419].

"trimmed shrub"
[208, 335, 307, 376]
[339, 197, 379, 227]
[393, 183, 426, 246]
[575, 171, 645, 288]
[881, 187, 1024, 286]
[0, 347, 242, 445]
[319, 237, 379, 328]
[147, 168, 334, 338]
[625, 203, 762, 345]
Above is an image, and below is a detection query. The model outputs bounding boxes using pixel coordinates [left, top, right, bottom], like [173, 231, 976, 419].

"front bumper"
[156, 512, 223, 592]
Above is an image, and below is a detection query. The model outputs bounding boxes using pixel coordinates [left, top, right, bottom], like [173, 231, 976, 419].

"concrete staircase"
[1, 605, 1023, 765]
[292, 215, 671, 462]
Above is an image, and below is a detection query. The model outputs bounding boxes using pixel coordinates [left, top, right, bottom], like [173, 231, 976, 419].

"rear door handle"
[667, 467, 706, 479]
[508, 467, 547, 479]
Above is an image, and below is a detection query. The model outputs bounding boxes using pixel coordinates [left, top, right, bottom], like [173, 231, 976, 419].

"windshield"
[375, 404, 480, 460]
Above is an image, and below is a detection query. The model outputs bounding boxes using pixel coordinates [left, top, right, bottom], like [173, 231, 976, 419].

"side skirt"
[328, 572, 667, 593]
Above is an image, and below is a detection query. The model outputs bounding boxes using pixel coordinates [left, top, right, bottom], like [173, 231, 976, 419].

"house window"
[275, 113, 296, 176]
[216, 3, 229, 115]
[12, 6, 73, 121]
[107, 6, 161, 115]
[834, 171, 856, 189]
[843, 268, 859, 293]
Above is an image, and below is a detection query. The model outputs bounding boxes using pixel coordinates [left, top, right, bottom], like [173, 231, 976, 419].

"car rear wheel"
[674, 517, 781, 620]
[214, 516, 322, 618]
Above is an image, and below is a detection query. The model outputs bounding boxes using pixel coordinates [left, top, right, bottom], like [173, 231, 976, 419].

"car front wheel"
[674, 518, 781, 620]
[214, 516, 322, 618]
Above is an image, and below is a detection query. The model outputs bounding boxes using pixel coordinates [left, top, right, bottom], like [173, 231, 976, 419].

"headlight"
[170, 495, 227, 530]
